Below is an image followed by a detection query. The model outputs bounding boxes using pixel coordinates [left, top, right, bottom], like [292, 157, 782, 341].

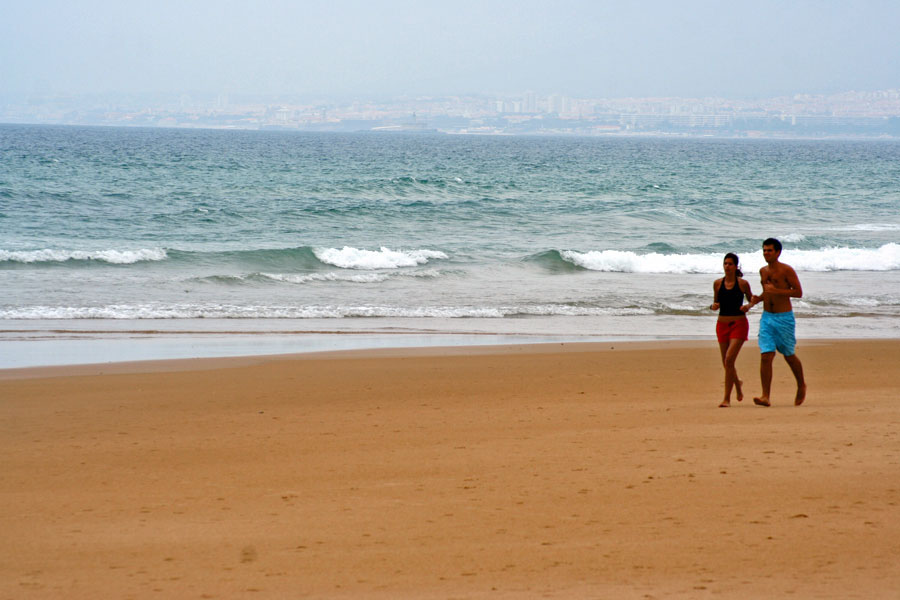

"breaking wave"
[1, 245, 449, 270]
[551, 243, 900, 273]
[312, 246, 448, 269]
[0, 248, 168, 264]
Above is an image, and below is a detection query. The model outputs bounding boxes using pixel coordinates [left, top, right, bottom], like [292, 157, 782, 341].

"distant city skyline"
[6, 86, 900, 110]
[2, 1, 899, 101]
[4, 86, 899, 138]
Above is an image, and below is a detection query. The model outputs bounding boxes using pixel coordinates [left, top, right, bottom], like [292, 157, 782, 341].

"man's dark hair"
[762, 237, 782, 252]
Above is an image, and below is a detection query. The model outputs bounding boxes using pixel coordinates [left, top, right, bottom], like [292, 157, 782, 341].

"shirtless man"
[747, 238, 807, 406]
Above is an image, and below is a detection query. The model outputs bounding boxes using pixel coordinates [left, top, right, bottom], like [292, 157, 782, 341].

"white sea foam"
[259, 272, 391, 284]
[562, 243, 900, 273]
[0, 303, 653, 320]
[842, 297, 882, 307]
[514, 305, 653, 317]
[786, 243, 900, 271]
[561, 250, 720, 273]
[313, 246, 448, 269]
[825, 224, 900, 232]
[0, 248, 168, 264]
[780, 233, 806, 243]
[258, 269, 442, 284]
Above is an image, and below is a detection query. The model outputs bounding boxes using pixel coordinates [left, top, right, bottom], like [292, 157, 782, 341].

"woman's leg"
[720, 337, 745, 406]
[718, 339, 731, 406]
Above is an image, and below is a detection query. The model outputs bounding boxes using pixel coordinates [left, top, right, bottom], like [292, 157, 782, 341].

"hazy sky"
[2, 0, 898, 99]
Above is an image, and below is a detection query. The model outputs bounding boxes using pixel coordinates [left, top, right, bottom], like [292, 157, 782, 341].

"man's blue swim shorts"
[758, 311, 796, 356]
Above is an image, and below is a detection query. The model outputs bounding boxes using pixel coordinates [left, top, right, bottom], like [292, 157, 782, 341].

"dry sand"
[2, 340, 899, 599]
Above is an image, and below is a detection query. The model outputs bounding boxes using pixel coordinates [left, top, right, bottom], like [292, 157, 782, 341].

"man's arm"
[739, 279, 755, 313]
[745, 268, 767, 309]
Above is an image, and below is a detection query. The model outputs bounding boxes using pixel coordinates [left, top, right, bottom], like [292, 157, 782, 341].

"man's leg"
[784, 354, 807, 405]
[754, 352, 775, 406]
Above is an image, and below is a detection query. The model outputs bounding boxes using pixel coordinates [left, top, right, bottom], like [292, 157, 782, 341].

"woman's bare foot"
[795, 384, 807, 406]
[735, 379, 744, 402]
[719, 400, 731, 407]
[753, 396, 770, 407]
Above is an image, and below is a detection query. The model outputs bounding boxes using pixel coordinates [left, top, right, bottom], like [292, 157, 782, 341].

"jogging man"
[749, 238, 807, 406]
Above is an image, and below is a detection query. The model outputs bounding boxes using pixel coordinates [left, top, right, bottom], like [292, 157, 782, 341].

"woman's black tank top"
[717, 279, 745, 317]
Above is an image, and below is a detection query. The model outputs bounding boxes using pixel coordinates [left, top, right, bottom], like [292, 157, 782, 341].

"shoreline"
[0, 339, 716, 381]
[2, 339, 899, 598]
[3, 311, 899, 370]
[0, 329, 658, 372]
[1, 335, 896, 379]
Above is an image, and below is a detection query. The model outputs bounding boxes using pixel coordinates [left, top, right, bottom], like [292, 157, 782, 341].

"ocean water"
[1, 124, 899, 366]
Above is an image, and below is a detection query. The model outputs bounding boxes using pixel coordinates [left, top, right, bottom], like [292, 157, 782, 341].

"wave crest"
[787, 243, 900, 271]
[522, 250, 585, 272]
[313, 246, 448, 269]
[0, 248, 168, 264]
[557, 243, 900, 273]
[560, 249, 717, 273]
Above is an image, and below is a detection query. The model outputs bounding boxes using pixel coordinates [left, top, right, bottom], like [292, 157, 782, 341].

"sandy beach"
[2, 339, 899, 599]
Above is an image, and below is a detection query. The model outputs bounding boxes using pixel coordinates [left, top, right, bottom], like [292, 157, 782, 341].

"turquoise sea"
[1, 124, 899, 367]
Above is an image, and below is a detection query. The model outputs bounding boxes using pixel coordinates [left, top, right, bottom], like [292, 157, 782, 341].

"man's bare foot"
[719, 400, 730, 407]
[795, 384, 807, 406]
[735, 379, 744, 402]
[753, 396, 770, 407]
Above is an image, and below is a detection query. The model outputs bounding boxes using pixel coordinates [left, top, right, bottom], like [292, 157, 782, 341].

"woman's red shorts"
[716, 317, 749, 344]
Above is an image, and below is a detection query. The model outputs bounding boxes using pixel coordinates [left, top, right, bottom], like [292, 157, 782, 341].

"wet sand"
[2, 340, 899, 598]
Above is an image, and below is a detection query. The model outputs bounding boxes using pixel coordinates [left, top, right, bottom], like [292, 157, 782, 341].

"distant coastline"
[3, 88, 899, 139]
[3, 120, 899, 141]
